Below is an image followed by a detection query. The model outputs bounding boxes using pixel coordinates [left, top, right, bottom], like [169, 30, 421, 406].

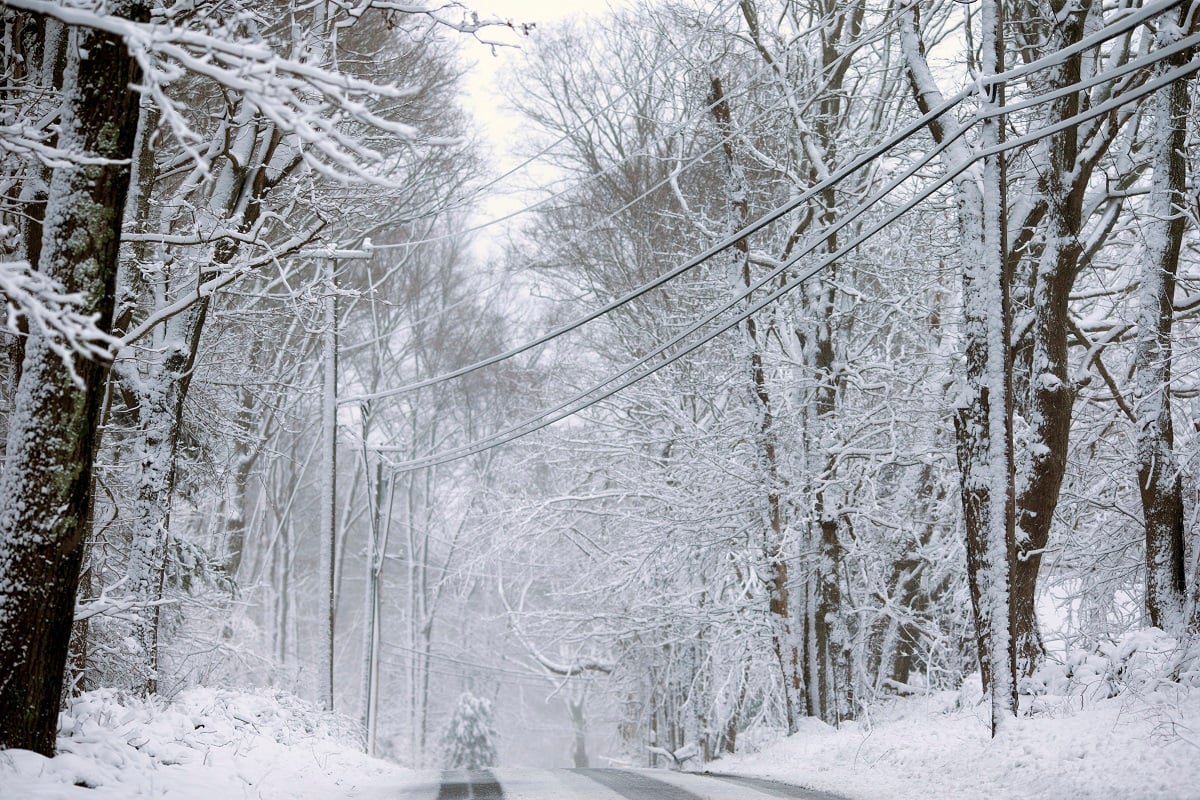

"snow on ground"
[3, 629, 1199, 799]
[0, 688, 409, 800]
[709, 629, 1200, 800]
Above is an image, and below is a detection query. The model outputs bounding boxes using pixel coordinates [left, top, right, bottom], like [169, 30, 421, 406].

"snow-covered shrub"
[58, 686, 355, 751]
[1023, 628, 1200, 715]
[0, 687, 368, 798]
[440, 691, 498, 769]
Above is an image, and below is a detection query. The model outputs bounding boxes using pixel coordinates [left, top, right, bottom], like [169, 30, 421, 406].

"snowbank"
[4, 630, 1198, 799]
[708, 629, 1200, 800]
[0, 688, 409, 800]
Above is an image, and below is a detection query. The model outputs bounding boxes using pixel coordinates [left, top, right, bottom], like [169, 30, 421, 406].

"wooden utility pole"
[304, 243, 370, 714]
[318, 257, 339, 712]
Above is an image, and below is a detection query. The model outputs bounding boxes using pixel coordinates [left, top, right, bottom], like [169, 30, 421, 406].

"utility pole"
[360, 437, 394, 756]
[319, 257, 338, 712]
[303, 243, 369, 714]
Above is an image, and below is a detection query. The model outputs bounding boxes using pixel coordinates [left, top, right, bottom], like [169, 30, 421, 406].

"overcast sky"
[462, 0, 628, 144]
[456, 1, 632, 262]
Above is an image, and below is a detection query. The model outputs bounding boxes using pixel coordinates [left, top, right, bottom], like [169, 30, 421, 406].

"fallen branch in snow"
[648, 742, 699, 769]
[881, 678, 927, 697]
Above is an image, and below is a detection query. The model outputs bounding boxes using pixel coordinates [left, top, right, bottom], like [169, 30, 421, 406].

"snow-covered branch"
[119, 225, 324, 345]
[74, 577, 178, 622]
[327, 0, 534, 40]
[0, 123, 128, 169]
[497, 573, 615, 677]
[0, 260, 118, 388]
[4, 0, 462, 183]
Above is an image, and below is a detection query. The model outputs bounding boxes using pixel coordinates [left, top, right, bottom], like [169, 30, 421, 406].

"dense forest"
[1, 0, 1199, 771]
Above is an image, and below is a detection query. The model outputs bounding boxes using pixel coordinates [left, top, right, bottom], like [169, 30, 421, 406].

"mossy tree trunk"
[0, 1, 147, 755]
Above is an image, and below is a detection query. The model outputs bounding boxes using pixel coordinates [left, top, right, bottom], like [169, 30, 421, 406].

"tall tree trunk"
[1009, 0, 1091, 681]
[811, 286, 846, 723]
[0, 1, 147, 754]
[1135, 8, 1195, 632]
[124, 307, 207, 695]
[121, 114, 280, 695]
[901, 1, 1016, 734]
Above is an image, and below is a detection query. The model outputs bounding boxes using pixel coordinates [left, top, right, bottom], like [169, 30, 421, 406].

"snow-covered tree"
[0, 0, 148, 754]
[0, 0, 506, 752]
[1134, 2, 1198, 634]
[440, 691, 499, 769]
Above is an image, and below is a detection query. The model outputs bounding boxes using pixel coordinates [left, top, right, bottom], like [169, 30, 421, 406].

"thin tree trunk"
[568, 696, 589, 768]
[723, 660, 750, 753]
[972, 0, 1017, 732]
[708, 74, 801, 733]
[319, 259, 338, 711]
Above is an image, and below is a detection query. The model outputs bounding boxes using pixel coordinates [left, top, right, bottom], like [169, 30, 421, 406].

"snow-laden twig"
[119, 225, 324, 345]
[0, 260, 118, 388]
[3, 0, 469, 184]
[74, 577, 178, 622]
[0, 123, 129, 169]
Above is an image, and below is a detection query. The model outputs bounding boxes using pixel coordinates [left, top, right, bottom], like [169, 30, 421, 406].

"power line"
[375, 24, 1200, 471]
[363, 0, 752, 251]
[382, 640, 578, 684]
[342, 0, 1184, 407]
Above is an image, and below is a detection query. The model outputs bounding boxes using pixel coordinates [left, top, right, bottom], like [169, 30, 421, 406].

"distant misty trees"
[490, 0, 1200, 750]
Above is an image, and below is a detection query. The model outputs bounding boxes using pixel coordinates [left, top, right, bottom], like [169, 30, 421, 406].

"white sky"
[457, 1, 633, 262]
[473, 0, 621, 28]
[462, 0, 628, 142]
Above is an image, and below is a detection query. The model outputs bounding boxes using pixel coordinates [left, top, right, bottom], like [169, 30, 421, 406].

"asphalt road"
[391, 768, 849, 799]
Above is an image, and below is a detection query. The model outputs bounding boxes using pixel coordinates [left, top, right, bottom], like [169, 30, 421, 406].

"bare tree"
[1134, 4, 1197, 633]
[900, 0, 1018, 733]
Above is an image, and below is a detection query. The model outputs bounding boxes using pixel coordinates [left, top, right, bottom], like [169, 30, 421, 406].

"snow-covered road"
[369, 768, 846, 799]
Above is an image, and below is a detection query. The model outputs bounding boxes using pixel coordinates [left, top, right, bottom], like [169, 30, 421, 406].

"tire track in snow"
[436, 769, 504, 799]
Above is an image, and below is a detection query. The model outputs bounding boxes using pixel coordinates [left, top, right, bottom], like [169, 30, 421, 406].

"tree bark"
[901, 1, 1016, 733]
[1135, 7, 1195, 632]
[1009, 0, 1090, 681]
[0, 1, 147, 754]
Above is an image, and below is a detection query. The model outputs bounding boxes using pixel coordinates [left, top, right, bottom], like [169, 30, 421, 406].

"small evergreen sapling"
[440, 691, 498, 769]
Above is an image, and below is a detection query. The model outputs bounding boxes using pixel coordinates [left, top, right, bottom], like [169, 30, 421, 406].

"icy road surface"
[380, 768, 848, 799]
